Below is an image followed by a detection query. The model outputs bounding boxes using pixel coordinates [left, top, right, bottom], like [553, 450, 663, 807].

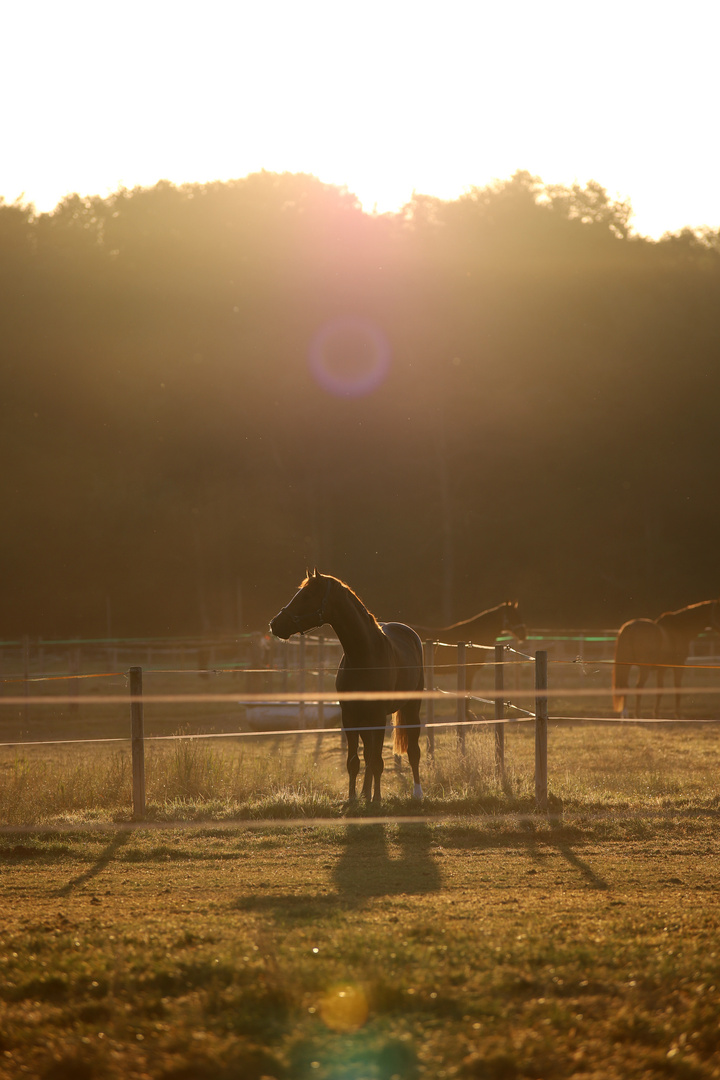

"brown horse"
[612, 599, 720, 718]
[269, 570, 424, 803]
[415, 601, 527, 715]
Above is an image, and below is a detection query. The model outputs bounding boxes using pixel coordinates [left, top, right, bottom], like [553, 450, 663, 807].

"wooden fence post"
[535, 650, 548, 811]
[494, 644, 505, 783]
[280, 638, 288, 694]
[298, 634, 306, 730]
[70, 646, 80, 714]
[236, 578, 243, 634]
[317, 634, 325, 731]
[22, 635, 30, 730]
[424, 640, 435, 758]
[129, 666, 146, 818]
[456, 642, 467, 753]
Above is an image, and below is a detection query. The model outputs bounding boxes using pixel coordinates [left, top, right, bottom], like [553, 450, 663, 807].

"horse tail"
[612, 627, 630, 712]
[393, 711, 409, 755]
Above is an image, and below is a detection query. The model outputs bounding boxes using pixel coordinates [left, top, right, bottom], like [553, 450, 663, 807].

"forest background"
[2, 169, 718, 640]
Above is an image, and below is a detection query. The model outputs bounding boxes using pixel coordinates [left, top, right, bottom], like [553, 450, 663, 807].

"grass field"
[2, 655, 720, 1079]
[2, 813, 720, 1080]
[2, 716, 720, 1079]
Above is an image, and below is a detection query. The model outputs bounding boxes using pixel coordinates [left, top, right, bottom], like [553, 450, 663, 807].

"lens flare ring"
[308, 316, 391, 397]
[318, 983, 369, 1032]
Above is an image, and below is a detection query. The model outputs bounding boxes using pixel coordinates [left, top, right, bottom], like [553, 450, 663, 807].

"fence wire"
[2, 639, 719, 754]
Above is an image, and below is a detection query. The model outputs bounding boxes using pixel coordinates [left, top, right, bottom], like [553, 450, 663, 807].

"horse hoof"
[412, 784, 424, 801]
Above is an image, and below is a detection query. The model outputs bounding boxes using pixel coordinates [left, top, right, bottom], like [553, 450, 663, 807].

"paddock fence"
[1, 629, 719, 818]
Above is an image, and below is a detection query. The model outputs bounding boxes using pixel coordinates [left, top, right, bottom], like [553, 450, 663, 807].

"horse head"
[269, 569, 333, 639]
[503, 601, 527, 643]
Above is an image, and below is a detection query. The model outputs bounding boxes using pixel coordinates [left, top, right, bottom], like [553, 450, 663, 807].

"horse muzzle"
[269, 612, 293, 639]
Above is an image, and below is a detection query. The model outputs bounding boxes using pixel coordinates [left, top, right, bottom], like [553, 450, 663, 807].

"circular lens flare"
[308, 316, 391, 397]
[319, 983, 369, 1032]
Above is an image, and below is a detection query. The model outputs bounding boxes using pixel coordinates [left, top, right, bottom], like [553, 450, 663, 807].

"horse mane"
[656, 598, 717, 624]
[301, 572, 382, 629]
[426, 601, 514, 634]
[445, 601, 513, 632]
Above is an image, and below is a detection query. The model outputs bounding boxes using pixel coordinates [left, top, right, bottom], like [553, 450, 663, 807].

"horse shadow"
[232, 822, 442, 923]
[333, 822, 441, 900]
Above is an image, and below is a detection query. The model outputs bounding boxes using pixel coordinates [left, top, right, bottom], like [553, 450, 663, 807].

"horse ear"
[313, 566, 320, 578]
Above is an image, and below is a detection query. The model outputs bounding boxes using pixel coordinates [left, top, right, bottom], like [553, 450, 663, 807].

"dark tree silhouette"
[1, 172, 719, 637]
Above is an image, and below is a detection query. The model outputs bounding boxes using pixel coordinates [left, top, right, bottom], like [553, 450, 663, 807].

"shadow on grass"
[547, 813, 610, 889]
[333, 821, 442, 898]
[233, 822, 442, 921]
[549, 838, 610, 889]
[434, 813, 611, 891]
[53, 830, 134, 897]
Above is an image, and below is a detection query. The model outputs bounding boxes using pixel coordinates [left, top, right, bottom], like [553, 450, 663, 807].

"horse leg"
[634, 666, 649, 718]
[370, 727, 386, 803]
[359, 727, 385, 804]
[407, 727, 423, 801]
[401, 701, 423, 800]
[673, 667, 684, 719]
[357, 711, 390, 803]
[360, 734, 372, 801]
[654, 666, 665, 718]
[344, 723, 360, 803]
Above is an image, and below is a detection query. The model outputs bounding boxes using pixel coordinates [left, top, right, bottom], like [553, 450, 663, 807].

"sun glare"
[1, 1, 719, 237]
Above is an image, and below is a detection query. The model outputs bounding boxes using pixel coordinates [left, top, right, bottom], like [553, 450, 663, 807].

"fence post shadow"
[54, 828, 134, 897]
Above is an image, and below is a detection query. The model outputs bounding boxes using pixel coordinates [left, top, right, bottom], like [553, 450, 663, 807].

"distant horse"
[269, 569, 424, 803]
[612, 599, 720, 718]
[415, 601, 527, 715]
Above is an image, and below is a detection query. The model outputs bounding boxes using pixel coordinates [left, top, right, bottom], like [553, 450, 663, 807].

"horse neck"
[326, 583, 381, 659]
[458, 604, 506, 642]
[658, 601, 715, 643]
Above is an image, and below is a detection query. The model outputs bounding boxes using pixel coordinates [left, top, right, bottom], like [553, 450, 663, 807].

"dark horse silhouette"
[612, 599, 720, 718]
[415, 602, 527, 716]
[269, 570, 424, 803]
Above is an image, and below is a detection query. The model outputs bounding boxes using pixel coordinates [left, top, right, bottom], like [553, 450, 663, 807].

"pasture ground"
[1, 816, 720, 1079]
[2, 658, 720, 1079]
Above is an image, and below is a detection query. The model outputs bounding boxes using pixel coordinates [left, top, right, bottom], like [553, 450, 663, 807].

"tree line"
[2, 170, 719, 639]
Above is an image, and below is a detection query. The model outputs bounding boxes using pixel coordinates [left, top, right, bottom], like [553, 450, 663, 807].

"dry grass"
[4, 640, 719, 1075]
[1, 819, 720, 1079]
[2, 713, 720, 827]
[2, 689, 720, 1079]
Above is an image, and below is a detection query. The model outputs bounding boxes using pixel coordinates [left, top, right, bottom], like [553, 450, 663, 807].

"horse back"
[335, 621, 423, 695]
[655, 611, 700, 663]
[615, 618, 665, 665]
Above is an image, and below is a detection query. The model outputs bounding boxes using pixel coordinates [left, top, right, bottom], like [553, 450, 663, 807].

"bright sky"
[3, 0, 718, 238]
